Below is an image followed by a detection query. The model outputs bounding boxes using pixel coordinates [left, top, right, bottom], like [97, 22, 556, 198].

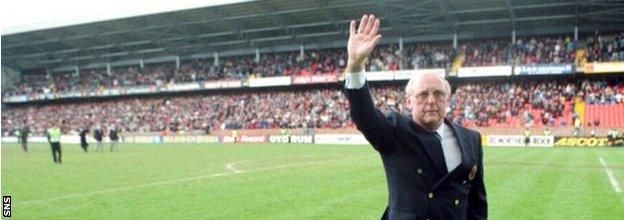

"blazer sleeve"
[467, 132, 488, 220]
[343, 83, 398, 153]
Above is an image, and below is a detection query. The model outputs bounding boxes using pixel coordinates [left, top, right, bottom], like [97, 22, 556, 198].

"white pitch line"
[226, 162, 242, 173]
[598, 156, 622, 193]
[19, 155, 371, 205]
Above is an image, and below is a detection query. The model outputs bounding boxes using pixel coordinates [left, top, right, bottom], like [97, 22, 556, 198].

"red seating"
[584, 103, 624, 127]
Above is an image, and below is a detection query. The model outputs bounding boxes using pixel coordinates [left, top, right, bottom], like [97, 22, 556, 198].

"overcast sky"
[1, 0, 252, 35]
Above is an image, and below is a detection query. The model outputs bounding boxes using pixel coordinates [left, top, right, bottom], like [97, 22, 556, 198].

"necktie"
[434, 132, 442, 141]
[431, 131, 448, 175]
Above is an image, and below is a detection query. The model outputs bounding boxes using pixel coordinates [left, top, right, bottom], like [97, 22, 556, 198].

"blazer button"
[417, 168, 423, 174]
[428, 193, 434, 199]
[454, 199, 460, 205]
[462, 180, 467, 184]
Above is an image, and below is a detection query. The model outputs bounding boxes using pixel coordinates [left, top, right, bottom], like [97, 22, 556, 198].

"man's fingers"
[364, 14, 376, 35]
[370, 18, 380, 36]
[349, 20, 356, 36]
[372, 34, 382, 47]
[358, 15, 368, 34]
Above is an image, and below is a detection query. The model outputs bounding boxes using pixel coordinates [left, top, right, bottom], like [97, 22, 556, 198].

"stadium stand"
[2, 76, 623, 137]
[3, 32, 623, 97]
[3, 33, 624, 136]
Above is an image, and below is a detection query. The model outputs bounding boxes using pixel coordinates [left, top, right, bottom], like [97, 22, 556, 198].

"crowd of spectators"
[459, 35, 578, 67]
[5, 32, 622, 98]
[1, 88, 351, 136]
[585, 32, 624, 62]
[3, 78, 622, 136]
[452, 78, 623, 127]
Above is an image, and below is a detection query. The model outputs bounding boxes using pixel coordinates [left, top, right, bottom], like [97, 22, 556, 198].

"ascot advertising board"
[554, 137, 610, 147]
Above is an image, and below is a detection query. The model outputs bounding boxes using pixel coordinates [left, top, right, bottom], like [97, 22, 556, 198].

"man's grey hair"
[404, 72, 451, 97]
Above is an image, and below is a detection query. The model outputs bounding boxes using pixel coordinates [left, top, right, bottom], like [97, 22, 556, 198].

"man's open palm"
[347, 14, 382, 69]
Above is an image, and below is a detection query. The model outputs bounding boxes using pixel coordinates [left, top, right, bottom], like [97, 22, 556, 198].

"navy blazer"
[345, 84, 487, 220]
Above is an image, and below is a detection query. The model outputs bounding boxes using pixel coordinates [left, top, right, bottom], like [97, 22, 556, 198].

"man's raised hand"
[346, 14, 382, 73]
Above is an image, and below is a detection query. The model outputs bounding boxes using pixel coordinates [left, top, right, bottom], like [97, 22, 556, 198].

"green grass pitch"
[1, 143, 623, 219]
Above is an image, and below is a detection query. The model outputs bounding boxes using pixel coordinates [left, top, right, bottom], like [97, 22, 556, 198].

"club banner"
[291, 73, 339, 84]
[515, 64, 573, 75]
[58, 91, 83, 98]
[458, 66, 512, 77]
[584, 62, 624, 74]
[248, 76, 291, 87]
[126, 87, 152, 94]
[365, 71, 395, 81]
[166, 83, 201, 91]
[394, 69, 446, 80]
[2, 95, 29, 103]
[203, 80, 242, 89]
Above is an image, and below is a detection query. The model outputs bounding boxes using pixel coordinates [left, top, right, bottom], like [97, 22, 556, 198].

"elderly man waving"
[343, 14, 487, 220]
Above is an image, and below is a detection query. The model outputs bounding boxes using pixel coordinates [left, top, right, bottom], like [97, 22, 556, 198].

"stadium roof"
[2, 0, 624, 71]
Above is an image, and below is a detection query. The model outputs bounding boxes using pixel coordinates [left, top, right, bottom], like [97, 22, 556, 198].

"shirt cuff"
[344, 71, 366, 89]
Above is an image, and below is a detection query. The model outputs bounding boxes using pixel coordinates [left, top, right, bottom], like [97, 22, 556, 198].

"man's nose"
[426, 93, 437, 103]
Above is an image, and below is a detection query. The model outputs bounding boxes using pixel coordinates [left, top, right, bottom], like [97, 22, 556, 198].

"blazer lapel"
[407, 121, 448, 177]
[448, 120, 474, 168]
[431, 120, 476, 190]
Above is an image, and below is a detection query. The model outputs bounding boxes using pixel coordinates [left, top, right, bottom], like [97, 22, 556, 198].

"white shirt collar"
[435, 122, 448, 138]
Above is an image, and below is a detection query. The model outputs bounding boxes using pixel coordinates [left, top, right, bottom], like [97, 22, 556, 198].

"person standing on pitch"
[46, 124, 63, 164]
[109, 123, 119, 152]
[20, 123, 30, 153]
[524, 128, 531, 147]
[93, 124, 104, 152]
[343, 14, 487, 219]
[78, 126, 90, 152]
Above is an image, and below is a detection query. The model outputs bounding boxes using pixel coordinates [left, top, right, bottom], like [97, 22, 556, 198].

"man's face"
[407, 74, 449, 131]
